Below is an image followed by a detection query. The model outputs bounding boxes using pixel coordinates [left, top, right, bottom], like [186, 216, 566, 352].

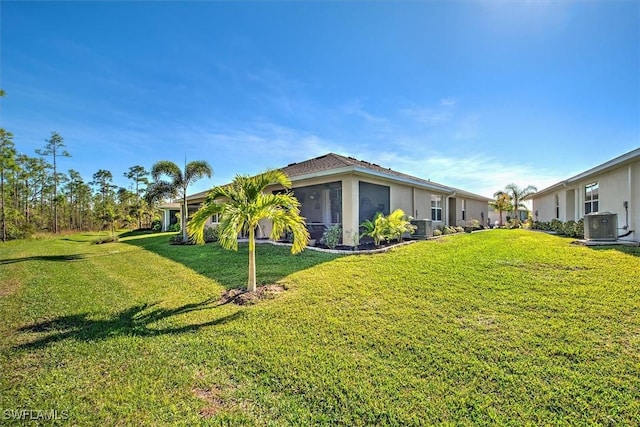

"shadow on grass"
[590, 245, 640, 258]
[121, 233, 340, 289]
[15, 298, 242, 351]
[0, 254, 88, 265]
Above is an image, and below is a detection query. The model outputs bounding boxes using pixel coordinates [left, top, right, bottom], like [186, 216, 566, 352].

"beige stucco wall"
[533, 193, 557, 222]
[464, 198, 489, 226]
[199, 171, 489, 246]
[532, 159, 639, 241]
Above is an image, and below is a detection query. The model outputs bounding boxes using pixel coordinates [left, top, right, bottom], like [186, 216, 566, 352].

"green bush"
[386, 209, 416, 242]
[549, 219, 563, 233]
[433, 229, 442, 237]
[151, 219, 162, 232]
[203, 226, 219, 243]
[506, 219, 520, 229]
[321, 224, 342, 249]
[169, 234, 193, 245]
[533, 221, 551, 231]
[360, 213, 389, 246]
[167, 223, 181, 233]
[455, 226, 464, 233]
[575, 218, 584, 238]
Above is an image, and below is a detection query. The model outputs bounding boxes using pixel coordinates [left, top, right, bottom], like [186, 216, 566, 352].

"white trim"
[535, 148, 640, 197]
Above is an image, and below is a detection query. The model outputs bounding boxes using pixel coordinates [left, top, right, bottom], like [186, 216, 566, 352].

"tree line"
[0, 128, 161, 241]
[1, 93, 213, 242]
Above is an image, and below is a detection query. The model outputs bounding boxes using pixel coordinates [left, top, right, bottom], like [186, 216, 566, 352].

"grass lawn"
[1, 230, 638, 425]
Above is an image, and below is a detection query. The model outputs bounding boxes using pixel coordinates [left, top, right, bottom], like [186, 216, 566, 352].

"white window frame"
[584, 182, 599, 214]
[555, 194, 560, 219]
[431, 195, 442, 221]
[461, 200, 466, 221]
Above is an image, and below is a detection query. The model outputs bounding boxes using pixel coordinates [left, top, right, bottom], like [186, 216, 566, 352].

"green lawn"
[1, 230, 638, 425]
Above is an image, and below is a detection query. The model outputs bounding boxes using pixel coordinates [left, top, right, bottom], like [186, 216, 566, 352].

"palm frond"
[151, 161, 182, 183]
[187, 200, 222, 244]
[184, 161, 213, 184]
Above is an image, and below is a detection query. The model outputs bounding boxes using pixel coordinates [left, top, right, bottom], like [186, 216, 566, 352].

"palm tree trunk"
[247, 226, 257, 292]
[182, 192, 188, 243]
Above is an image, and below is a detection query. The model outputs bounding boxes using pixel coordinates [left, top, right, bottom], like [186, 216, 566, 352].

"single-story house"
[178, 153, 490, 246]
[487, 207, 529, 227]
[531, 147, 639, 242]
[158, 202, 181, 231]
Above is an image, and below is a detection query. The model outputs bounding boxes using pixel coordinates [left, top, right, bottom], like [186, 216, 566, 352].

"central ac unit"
[411, 219, 433, 239]
[584, 212, 617, 241]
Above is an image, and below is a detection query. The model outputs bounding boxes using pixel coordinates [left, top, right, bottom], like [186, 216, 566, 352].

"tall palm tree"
[188, 170, 309, 292]
[503, 183, 538, 226]
[490, 191, 513, 227]
[151, 160, 213, 243]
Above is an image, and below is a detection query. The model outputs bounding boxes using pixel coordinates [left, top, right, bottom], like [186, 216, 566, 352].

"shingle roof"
[282, 153, 448, 188]
[186, 152, 491, 202]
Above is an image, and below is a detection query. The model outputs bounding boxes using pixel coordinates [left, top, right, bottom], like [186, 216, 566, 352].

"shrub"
[575, 218, 584, 238]
[563, 220, 577, 237]
[169, 234, 193, 245]
[203, 226, 219, 243]
[321, 224, 342, 249]
[360, 213, 388, 247]
[549, 219, 564, 233]
[167, 223, 181, 233]
[433, 229, 442, 236]
[386, 209, 416, 242]
[533, 221, 551, 231]
[455, 226, 464, 233]
[151, 219, 162, 232]
[506, 219, 520, 229]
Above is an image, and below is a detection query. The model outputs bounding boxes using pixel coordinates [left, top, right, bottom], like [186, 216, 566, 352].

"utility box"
[584, 212, 617, 241]
[411, 219, 433, 239]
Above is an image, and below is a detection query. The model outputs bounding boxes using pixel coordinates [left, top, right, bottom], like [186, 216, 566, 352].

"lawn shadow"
[15, 297, 242, 351]
[121, 234, 341, 289]
[0, 254, 88, 265]
[590, 245, 640, 258]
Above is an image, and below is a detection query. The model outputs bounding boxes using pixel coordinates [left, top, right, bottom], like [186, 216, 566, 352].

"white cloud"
[337, 149, 564, 198]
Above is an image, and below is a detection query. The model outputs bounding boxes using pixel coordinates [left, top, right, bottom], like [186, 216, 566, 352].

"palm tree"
[188, 170, 309, 292]
[151, 160, 213, 243]
[490, 191, 513, 227]
[503, 183, 538, 226]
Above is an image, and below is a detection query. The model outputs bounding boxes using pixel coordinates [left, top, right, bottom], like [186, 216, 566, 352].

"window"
[584, 182, 599, 214]
[461, 200, 466, 221]
[555, 194, 560, 219]
[431, 195, 442, 221]
[210, 213, 219, 223]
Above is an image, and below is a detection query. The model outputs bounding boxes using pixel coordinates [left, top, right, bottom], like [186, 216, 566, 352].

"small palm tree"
[360, 212, 388, 247]
[150, 160, 213, 243]
[188, 170, 309, 292]
[503, 183, 538, 226]
[490, 191, 513, 227]
[386, 209, 416, 242]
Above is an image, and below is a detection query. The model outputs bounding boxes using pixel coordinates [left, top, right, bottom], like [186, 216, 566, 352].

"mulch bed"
[219, 284, 286, 305]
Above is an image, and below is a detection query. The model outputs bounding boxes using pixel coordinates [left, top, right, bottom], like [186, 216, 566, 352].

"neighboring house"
[487, 207, 529, 227]
[531, 147, 640, 242]
[181, 153, 490, 245]
[158, 202, 181, 231]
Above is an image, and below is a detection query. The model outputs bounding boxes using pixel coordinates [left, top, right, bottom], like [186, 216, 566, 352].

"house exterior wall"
[187, 168, 489, 246]
[533, 193, 557, 221]
[464, 198, 489, 226]
[532, 158, 639, 242]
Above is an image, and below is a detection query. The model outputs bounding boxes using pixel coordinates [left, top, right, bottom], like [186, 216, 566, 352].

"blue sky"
[1, 1, 638, 198]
